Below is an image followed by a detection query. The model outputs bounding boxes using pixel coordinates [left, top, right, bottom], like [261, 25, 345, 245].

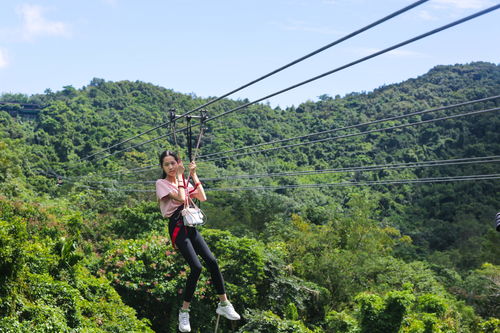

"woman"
[155, 150, 240, 332]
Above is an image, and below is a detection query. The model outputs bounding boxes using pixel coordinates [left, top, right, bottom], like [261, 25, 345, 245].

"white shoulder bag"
[180, 174, 205, 227]
[182, 196, 205, 227]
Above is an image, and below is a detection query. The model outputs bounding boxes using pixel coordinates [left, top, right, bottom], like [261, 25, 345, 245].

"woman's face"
[162, 155, 178, 177]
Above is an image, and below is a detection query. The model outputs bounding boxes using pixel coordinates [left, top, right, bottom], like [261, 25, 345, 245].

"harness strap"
[171, 221, 182, 249]
[184, 125, 205, 201]
[189, 182, 200, 193]
[171, 219, 188, 249]
[171, 115, 206, 249]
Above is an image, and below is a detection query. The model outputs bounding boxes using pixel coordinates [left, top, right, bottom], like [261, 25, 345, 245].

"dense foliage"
[1, 62, 499, 332]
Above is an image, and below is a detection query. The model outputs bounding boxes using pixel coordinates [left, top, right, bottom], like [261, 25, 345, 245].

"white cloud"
[417, 10, 438, 21]
[275, 20, 343, 35]
[415, 0, 493, 21]
[17, 4, 70, 40]
[0, 49, 8, 68]
[416, 0, 494, 21]
[432, 0, 493, 9]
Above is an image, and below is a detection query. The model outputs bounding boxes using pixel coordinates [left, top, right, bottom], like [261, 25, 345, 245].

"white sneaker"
[178, 310, 191, 332]
[216, 302, 241, 320]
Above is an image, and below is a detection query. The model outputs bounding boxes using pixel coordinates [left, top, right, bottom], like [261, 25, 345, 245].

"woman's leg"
[175, 228, 203, 304]
[189, 229, 241, 321]
[190, 229, 226, 296]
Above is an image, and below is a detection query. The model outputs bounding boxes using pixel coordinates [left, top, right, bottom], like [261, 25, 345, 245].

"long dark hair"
[159, 150, 180, 179]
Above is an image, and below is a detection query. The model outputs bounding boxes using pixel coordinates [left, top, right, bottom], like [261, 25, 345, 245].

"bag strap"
[187, 196, 200, 210]
[183, 126, 205, 207]
[182, 173, 189, 208]
[181, 175, 200, 210]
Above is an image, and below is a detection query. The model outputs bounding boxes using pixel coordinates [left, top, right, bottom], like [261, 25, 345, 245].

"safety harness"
[169, 113, 206, 249]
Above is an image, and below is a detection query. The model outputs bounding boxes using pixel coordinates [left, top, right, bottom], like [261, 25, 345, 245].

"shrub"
[238, 310, 317, 333]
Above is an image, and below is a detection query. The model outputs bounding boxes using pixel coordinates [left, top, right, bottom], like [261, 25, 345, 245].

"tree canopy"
[1, 62, 499, 332]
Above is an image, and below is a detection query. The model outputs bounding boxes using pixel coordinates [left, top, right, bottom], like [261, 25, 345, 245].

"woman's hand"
[189, 161, 197, 176]
[188, 161, 206, 201]
[176, 161, 185, 177]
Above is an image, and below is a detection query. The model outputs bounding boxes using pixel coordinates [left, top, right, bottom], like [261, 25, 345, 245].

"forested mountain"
[1, 62, 499, 332]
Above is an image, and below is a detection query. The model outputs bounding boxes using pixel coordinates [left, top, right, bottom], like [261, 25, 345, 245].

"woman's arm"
[190, 174, 207, 202]
[167, 183, 186, 202]
[189, 161, 207, 202]
[166, 162, 187, 203]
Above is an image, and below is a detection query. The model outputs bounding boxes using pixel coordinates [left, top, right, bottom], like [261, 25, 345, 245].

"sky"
[0, 0, 499, 108]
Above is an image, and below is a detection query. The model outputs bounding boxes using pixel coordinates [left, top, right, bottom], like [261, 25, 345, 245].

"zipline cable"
[201, 156, 500, 181]
[65, 173, 500, 193]
[69, 130, 209, 179]
[93, 115, 208, 164]
[199, 95, 500, 160]
[68, 100, 500, 179]
[205, 173, 500, 191]
[80, 0, 430, 161]
[202, 106, 500, 162]
[175, 0, 430, 119]
[86, 4, 500, 163]
[68, 155, 500, 183]
[201, 4, 500, 124]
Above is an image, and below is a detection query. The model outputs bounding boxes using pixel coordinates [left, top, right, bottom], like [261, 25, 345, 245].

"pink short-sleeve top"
[156, 179, 198, 218]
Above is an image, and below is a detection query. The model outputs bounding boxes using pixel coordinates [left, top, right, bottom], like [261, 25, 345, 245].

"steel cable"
[79, 4, 500, 164]
[80, 0, 430, 161]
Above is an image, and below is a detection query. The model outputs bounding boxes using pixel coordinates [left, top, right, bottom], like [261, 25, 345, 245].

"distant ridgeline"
[0, 102, 42, 119]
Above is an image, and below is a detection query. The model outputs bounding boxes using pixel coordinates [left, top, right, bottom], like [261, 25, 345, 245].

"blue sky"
[0, 0, 498, 107]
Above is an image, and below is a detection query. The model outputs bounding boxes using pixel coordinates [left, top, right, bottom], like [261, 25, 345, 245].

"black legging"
[169, 208, 226, 302]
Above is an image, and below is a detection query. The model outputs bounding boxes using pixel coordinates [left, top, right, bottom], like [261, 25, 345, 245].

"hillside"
[1, 62, 499, 332]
